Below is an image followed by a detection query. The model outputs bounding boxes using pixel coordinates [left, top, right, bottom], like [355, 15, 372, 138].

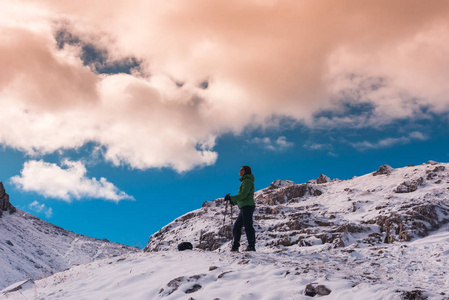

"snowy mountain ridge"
[0, 207, 139, 290]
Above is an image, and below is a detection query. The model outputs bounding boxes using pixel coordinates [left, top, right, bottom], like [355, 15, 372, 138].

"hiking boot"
[245, 245, 256, 252]
[231, 244, 239, 252]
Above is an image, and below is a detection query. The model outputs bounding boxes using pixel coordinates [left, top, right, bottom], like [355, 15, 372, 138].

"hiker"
[225, 165, 256, 252]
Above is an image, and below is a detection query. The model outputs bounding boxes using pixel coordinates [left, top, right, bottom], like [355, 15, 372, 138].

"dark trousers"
[233, 205, 256, 247]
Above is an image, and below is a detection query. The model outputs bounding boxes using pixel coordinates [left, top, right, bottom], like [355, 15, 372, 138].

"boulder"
[304, 283, 331, 297]
[177, 242, 193, 251]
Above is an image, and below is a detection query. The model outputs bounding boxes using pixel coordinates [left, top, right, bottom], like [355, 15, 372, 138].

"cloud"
[350, 131, 428, 151]
[28, 200, 53, 218]
[29, 200, 45, 212]
[1, 1, 449, 171]
[303, 142, 337, 157]
[11, 160, 134, 202]
[250, 136, 294, 151]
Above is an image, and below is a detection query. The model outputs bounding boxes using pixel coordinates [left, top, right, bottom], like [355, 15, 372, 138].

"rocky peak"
[0, 182, 16, 217]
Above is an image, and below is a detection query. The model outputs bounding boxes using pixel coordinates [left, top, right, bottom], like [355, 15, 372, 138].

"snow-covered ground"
[3, 224, 449, 299]
[2, 162, 449, 299]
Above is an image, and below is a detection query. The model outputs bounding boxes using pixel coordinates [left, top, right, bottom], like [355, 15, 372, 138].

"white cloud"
[28, 200, 53, 218]
[11, 160, 134, 202]
[29, 200, 45, 212]
[250, 136, 294, 151]
[45, 207, 53, 218]
[304, 143, 333, 151]
[350, 131, 428, 151]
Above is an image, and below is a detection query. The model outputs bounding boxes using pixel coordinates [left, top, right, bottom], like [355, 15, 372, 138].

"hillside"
[0, 198, 138, 289]
[3, 161, 449, 299]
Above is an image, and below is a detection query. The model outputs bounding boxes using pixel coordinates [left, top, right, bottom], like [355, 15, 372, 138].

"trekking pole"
[223, 198, 228, 227]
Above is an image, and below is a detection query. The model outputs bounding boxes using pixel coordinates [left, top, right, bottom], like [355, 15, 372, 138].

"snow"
[3, 225, 449, 299]
[2, 162, 449, 299]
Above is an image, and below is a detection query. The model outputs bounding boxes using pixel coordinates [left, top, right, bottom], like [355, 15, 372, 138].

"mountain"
[144, 161, 449, 253]
[0, 183, 139, 290]
[3, 162, 449, 299]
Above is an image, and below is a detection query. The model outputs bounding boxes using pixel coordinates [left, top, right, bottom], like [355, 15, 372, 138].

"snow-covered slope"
[0, 209, 138, 289]
[4, 224, 449, 299]
[3, 161, 449, 299]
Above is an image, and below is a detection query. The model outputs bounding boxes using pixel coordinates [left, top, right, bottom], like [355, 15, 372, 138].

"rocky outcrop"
[0, 182, 16, 217]
[268, 180, 295, 189]
[256, 183, 322, 206]
[373, 164, 394, 176]
[395, 177, 424, 193]
[316, 174, 331, 184]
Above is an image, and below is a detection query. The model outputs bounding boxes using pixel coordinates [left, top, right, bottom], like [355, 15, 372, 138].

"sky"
[1, 0, 449, 248]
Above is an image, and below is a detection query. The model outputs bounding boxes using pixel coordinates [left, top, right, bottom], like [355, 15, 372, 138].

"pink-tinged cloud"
[1, 0, 449, 171]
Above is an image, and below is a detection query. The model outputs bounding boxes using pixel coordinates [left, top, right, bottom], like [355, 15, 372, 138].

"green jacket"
[231, 174, 255, 209]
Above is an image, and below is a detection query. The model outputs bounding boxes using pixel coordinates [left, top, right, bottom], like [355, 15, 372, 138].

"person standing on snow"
[225, 166, 256, 252]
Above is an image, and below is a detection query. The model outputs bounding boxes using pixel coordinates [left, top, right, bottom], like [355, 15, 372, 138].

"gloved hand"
[224, 193, 231, 201]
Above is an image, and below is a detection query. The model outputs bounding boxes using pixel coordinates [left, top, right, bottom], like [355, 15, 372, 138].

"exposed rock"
[395, 178, 424, 193]
[305, 283, 331, 297]
[316, 284, 332, 295]
[160, 275, 205, 296]
[185, 284, 202, 294]
[427, 160, 438, 165]
[363, 203, 449, 244]
[198, 231, 227, 251]
[0, 182, 16, 215]
[401, 289, 427, 300]
[305, 283, 317, 297]
[258, 183, 322, 205]
[373, 164, 394, 176]
[316, 174, 331, 184]
[269, 180, 295, 189]
[178, 242, 193, 251]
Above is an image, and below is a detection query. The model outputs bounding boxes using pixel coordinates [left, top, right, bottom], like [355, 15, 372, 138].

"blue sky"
[2, 118, 448, 248]
[1, 1, 449, 248]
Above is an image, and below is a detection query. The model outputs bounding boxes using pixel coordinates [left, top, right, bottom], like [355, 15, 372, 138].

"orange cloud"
[1, 0, 449, 170]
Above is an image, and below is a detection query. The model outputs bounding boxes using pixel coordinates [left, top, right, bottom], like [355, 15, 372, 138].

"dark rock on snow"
[305, 283, 332, 297]
[178, 242, 193, 251]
